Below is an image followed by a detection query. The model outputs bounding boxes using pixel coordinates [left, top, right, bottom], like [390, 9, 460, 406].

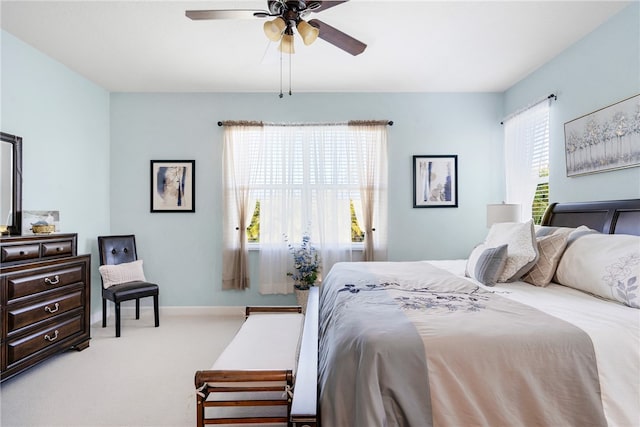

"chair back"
[98, 235, 139, 266]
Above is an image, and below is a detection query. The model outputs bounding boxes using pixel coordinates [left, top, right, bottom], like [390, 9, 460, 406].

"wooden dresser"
[0, 233, 91, 382]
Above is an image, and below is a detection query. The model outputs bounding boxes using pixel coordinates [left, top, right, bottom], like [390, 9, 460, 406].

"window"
[247, 199, 365, 243]
[532, 170, 549, 225]
[504, 98, 551, 224]
[530, 113, 550, 224]
[222, 122, 388, 294]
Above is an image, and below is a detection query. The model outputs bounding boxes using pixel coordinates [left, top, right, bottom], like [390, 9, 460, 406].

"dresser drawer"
[6, 290, 84, 334]
[1, 244, 40, 263]
[6, 314, 84, 367]
[0, 234, 77, 268]
[42, 241, 73, 258]
[6, 265, 84, 302]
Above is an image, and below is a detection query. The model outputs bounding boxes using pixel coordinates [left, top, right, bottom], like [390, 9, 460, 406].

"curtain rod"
[217, 120, 393, 127]
[500, 93, 557, 125]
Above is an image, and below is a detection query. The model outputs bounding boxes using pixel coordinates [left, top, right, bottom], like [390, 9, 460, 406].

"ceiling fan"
[185, 0, 367, 56]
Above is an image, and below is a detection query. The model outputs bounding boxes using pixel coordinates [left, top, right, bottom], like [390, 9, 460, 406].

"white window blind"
[504, 98, 551, 223]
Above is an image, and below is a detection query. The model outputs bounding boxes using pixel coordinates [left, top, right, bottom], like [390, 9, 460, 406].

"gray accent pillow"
[465, 244, 508, 286]
[535, 225, 575, 237]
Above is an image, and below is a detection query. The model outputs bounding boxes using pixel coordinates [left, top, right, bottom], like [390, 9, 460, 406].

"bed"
[304, 199, 640, 427]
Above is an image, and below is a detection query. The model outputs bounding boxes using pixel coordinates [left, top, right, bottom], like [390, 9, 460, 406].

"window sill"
[247, 242, 365, 251]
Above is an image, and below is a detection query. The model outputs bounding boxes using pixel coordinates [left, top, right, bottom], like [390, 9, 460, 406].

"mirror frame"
[1, 132, 23, 236]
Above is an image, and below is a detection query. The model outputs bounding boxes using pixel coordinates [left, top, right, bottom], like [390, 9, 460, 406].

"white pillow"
[98, 260, 146, 289]
[485, 219, 538, 282]
[555, 234, 640, 308]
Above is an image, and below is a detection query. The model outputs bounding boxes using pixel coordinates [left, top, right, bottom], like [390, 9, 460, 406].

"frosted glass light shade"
[297, 20, 319, 45]
[279, 34, 295, 54]
[486, 203, 521, 227]
[264, 17, 286, 42]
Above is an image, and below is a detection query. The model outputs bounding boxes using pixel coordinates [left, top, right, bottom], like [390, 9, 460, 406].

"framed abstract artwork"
[150, 160, 195, 212]
[413, 155, 458, 208]
[564, 94, 640, 176]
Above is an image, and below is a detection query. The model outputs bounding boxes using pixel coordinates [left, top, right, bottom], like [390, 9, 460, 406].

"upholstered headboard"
[541, 199, 640, 236]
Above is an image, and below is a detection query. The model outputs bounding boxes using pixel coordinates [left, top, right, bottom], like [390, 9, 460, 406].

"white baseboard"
[159, 306, 245, 317]
[92, 305, 245, 325]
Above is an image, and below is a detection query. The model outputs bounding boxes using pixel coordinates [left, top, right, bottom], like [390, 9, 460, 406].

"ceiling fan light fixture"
[297, 19, 319, 46]
[279, 33, 295, 54]
[263, 17, 286, 42]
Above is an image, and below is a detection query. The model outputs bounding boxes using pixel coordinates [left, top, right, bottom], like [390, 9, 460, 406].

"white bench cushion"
[211, 313, 304, 371]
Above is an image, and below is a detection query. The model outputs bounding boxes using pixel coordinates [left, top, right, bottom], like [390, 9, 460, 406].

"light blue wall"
[109, 92, 502, 306]
[504, 2, 640, 202]
[2, 2, 639, 310]
[1, 30, 111, 314]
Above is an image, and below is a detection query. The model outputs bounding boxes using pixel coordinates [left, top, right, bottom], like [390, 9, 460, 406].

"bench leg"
[196, 387, 206, 427]
[135, 298, 140, 319]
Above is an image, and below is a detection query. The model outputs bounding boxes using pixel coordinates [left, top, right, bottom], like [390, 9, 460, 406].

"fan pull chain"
[279, 47, 284, 98]
[289, 48, 292, 96]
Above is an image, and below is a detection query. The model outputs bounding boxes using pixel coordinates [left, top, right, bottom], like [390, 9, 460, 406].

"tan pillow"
[98, 260, 146, 289]
[522, 233, 568, 287]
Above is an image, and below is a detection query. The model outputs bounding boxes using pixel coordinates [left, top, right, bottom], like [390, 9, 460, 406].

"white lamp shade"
[297, 20, 319, 45]
[264, 17, 286, 42]
[486, 203, 521, 227]
[279, 34, 295, 54]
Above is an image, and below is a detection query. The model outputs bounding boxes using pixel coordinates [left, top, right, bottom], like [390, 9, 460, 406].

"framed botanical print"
[564, 94, 640, 176]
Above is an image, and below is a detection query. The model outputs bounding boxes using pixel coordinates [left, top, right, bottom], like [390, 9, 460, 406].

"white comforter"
[429, 259, 640, 427]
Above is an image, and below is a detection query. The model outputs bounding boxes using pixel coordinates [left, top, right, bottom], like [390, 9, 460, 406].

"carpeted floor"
[0, 310, 245, 427]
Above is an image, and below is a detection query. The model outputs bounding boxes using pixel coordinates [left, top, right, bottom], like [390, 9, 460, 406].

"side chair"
[97, 235, 160, 337]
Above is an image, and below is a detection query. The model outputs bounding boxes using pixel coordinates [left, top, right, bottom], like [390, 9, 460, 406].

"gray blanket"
[318, 261, 606, 427]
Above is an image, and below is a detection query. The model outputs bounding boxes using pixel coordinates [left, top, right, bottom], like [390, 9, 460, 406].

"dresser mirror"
[0, 132, 22, 235]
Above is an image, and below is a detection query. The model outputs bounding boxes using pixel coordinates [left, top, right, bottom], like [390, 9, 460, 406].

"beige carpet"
[0, 311, 245, 427]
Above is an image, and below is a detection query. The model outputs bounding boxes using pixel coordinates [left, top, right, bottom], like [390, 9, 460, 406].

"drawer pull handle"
[44, 275, 60, 285]
[44, 330, 59, 342]
[45, 303, 60, 314]
[56, 246, 63, 252]
[19, 251, 25, 255]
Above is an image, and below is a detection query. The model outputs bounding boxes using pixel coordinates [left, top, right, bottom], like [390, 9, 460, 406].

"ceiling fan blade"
[185, 9, 269, 20]
[308, 19, 366, 56]
[312, 1, 349, 13]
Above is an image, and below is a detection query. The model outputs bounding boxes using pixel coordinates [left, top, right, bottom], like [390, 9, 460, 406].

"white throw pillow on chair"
[98, 260, 146, 289]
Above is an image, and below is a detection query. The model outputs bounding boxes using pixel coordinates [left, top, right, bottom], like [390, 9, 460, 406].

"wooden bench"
[195, 290, 319, 427]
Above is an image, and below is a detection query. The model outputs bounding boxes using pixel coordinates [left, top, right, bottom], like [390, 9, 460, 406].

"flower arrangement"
[285, 232, 321, 290]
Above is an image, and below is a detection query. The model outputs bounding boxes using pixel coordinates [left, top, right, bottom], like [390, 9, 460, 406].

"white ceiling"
[0, 1, 631, 93]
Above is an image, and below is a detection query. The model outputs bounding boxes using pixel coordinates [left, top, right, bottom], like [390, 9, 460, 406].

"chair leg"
[154, 294, 159, 327]
[115, 302, 121, 337]
[102, 298, 107, 327]
[135, 299, 140, 320]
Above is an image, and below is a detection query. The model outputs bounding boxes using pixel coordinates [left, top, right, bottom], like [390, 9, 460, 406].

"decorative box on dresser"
[0, 233, 91, 382]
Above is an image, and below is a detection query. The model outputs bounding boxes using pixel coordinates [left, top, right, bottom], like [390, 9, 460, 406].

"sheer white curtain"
[257, 125, 307, 295]
[221, 124, 263, 290]
[259, 124, 359, 294]
[351, 122, 388, 261]
[504, 99, 550, 221]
